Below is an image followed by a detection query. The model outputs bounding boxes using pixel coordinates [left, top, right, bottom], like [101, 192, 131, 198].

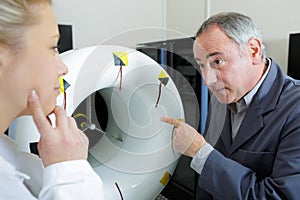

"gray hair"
[0, 0, 52, 49]
[196, 12, 266, 62]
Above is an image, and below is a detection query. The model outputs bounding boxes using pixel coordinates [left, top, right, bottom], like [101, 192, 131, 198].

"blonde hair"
[0, 0, 52, 49]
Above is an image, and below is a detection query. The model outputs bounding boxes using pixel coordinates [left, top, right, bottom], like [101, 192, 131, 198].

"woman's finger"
[28, 90, 52, 136]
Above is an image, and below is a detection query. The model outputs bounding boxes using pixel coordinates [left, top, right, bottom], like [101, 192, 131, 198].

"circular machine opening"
[73, 90, 107, 149]
[72, 88, 125, 155]
[71, 82, 182, 170]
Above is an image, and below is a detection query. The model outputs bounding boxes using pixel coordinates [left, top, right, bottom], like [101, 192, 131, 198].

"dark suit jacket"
[196, 59, 300, 200]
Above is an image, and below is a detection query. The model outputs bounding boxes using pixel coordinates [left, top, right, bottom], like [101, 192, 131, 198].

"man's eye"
[215, 59, 223, 65]
[210, 59, 223, 68]
[197, 62, 205, 68]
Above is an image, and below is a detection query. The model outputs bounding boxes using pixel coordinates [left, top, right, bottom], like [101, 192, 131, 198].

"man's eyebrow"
[206, 52, 222, 59]
[194, 51, 223, 63]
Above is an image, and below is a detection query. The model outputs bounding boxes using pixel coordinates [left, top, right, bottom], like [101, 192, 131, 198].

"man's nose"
[202, 67, 217, 86]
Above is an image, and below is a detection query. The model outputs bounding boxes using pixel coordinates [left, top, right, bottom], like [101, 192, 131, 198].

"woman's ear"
[0, 45, 6, 66]
[0, 45, 12, 79]
[247, 37, 263, 65]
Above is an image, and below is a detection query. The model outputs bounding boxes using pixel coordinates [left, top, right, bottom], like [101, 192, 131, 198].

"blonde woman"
[0, 0, 103, 199]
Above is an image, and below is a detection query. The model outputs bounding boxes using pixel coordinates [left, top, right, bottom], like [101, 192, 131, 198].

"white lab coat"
[0, 135, 104, 199]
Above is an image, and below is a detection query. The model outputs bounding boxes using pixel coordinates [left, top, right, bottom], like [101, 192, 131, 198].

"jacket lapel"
[214, 108, 232, 155]
[228, 100, 264, 154]
[220, 108, 233, 152]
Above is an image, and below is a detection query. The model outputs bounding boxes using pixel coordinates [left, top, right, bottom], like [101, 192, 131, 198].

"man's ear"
[247, 37, 263, 65]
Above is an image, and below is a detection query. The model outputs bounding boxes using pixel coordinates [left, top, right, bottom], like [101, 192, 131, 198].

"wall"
[52, 0, 206, 49]
[165, 0, 206, 39]
[52, 0, 166, 49]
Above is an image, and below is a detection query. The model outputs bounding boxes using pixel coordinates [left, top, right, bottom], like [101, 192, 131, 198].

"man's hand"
[161, 116, 206, 157]
[28, 90, 89, 167]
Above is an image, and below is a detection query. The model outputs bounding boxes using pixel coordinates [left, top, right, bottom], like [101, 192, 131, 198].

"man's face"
[193, 25, 257, 104]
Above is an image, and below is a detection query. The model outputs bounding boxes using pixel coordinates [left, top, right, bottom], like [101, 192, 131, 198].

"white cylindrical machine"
[11, 45, 185, 200]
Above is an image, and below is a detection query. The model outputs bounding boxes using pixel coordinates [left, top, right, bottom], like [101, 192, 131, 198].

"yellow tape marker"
[113, 52, 128, 66]
[59, 77, 64, 94]
[158, 70, 168, 79]
[160, 171, 171, 186]
[157, 70, 169, 86]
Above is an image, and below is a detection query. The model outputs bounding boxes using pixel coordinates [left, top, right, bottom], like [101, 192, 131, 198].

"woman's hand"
[28, 90, 89, 167]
